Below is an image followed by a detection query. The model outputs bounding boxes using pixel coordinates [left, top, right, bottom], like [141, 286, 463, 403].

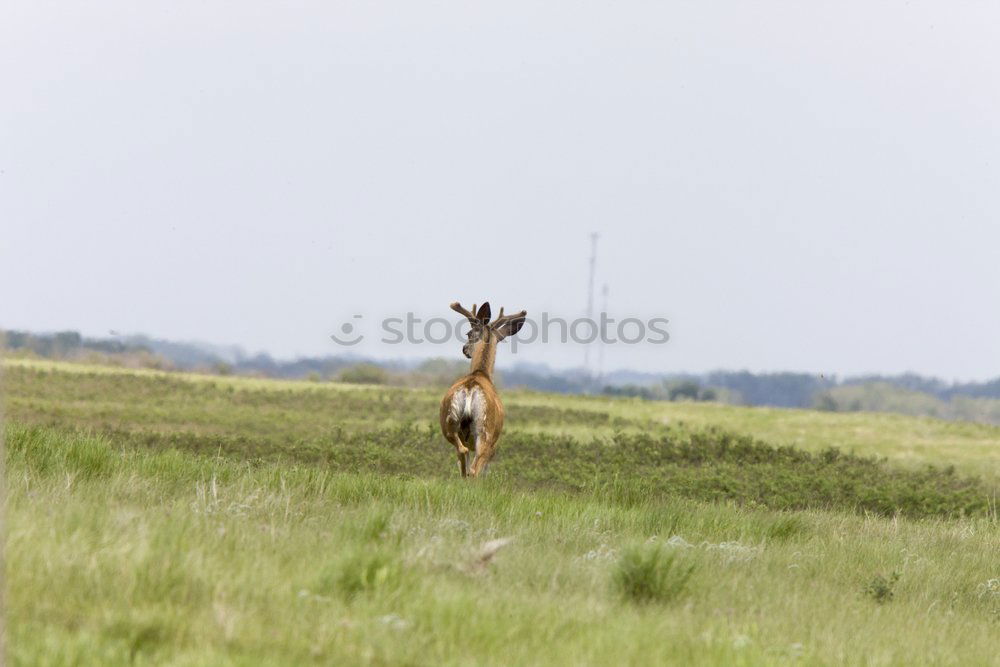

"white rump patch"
[448, 387, 487, 461]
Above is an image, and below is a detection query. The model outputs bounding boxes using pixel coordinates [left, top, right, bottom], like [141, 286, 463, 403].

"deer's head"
[450, 301, 527, 359]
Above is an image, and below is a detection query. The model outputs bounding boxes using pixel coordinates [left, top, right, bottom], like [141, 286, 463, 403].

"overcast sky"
[2, 1, 997, 380]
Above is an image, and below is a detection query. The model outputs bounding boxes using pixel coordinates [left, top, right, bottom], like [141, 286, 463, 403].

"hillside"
[4, 359, 1000, 664]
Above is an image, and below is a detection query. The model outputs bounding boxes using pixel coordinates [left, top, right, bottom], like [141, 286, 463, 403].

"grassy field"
[4, 359, 1000, 665]
[8, 358, 1000, 479]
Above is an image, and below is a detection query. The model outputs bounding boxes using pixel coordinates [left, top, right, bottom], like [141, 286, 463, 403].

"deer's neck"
[469, 337, 497, 380]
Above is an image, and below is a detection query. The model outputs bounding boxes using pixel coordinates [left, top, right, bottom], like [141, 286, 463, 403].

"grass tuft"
[612, 544, 696, 604]
[319, 552, 407, 600]
[765, 514, 810, 542]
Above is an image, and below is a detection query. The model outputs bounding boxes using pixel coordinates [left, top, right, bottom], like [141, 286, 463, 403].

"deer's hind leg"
[444, 431, 470, 478]
[468, 430, 497, 478]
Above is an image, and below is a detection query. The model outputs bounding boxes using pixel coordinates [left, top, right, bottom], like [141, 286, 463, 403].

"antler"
[450, 301, 479, 324]
[490, 307, 527, 330]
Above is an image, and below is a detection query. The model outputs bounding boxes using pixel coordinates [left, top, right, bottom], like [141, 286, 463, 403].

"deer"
[440, 301, 527, 478]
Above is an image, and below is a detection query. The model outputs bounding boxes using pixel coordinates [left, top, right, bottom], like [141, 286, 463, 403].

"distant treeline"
[3, 329, 999, 424]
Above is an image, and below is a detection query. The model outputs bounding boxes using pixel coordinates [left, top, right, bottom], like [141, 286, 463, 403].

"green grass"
[5, 362, 994, 518]
[612, 544, 696, 604]
[8, 357, 1000, 479]
[5, 359, 1000, 664]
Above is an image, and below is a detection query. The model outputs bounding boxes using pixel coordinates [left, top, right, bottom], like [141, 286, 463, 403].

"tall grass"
[5, 361, 1000, 664]
[6, 426, 1000, 665]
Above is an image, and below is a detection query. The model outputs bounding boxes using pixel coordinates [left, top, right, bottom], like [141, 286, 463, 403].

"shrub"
[814, 393, 839, 411]
[667, 381, 701, 401]
[864, 571, 901, 604]
[612, 544, 695, 604]
[212, 362, 233, 376]
[338, 364, 389, 385]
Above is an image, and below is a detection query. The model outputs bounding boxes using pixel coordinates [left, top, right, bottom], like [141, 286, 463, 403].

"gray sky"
[2, 1, 998, 380]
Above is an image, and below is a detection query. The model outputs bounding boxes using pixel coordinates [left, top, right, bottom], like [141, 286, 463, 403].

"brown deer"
[439, 301, 527, 477]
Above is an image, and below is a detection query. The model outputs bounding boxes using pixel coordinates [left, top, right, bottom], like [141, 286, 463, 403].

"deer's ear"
[476, 302, 491, 324]
[496, 314, 526, 339]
